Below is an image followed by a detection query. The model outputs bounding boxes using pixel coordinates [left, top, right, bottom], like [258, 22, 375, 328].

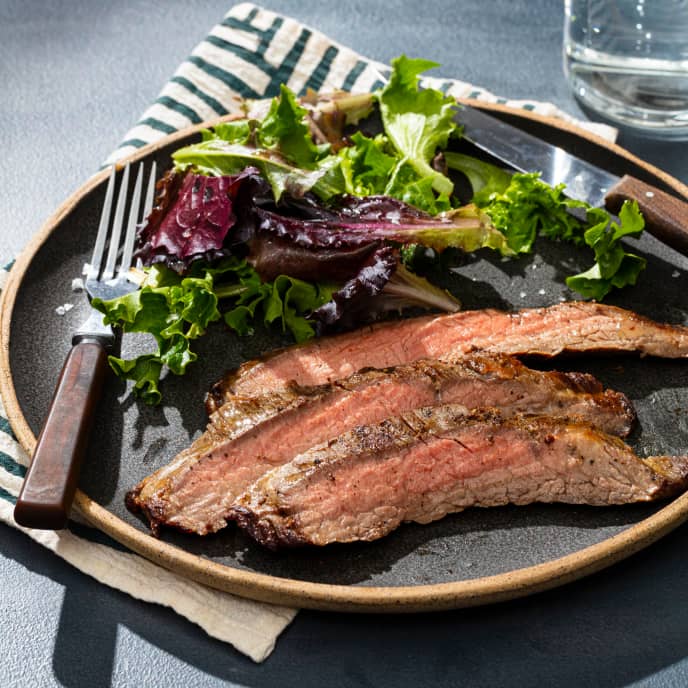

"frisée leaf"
[566, 200, 646, 299]
[446, 151, 648, 300]
[92, 260, 334, 404]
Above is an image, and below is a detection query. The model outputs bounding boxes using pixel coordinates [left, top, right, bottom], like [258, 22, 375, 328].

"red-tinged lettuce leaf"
[135, 167, 266, 272]
[254, 195, 513, 255]
[248, 235, 380, 282]
[311, 247, 461, 332]
[312, 245, 399, 328]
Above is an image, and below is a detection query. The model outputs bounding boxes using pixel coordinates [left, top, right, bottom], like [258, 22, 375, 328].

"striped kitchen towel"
[1, 2, 618, 663]
[0, 257, 297, 663]
[105, 1, 616, 165]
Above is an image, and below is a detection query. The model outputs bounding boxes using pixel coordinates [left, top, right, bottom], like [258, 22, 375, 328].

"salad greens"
[94, 54, 648, 404]
[376, 56, 457, 197]
[171, 55, 463, 214]
[171, 139, 346, 201]
[257, 84, 330, 167]
[93, 259, 335, 404]
[565, 201, 646, 300]
[443, 152, 646, 299]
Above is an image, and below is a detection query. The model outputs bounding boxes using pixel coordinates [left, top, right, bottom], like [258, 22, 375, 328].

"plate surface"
[4, 104, 688, 612]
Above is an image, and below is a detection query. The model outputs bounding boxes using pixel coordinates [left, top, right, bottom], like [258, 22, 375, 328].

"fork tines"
[88, 161, 157, 284]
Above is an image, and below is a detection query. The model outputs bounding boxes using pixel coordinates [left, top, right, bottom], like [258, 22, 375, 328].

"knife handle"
[605, 174, 688, 255]
[14, 340, 108, 530]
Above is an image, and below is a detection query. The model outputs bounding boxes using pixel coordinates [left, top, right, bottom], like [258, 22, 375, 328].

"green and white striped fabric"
[0, 259, 297, 663]
[0, 2, 618, 661]
[105, 1, 616, 165]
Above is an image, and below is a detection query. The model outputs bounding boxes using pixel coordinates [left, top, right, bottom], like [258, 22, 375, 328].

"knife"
[455, 105, 688, 255]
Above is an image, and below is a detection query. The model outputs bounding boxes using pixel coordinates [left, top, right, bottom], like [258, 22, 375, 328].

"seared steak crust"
[229, 405, 688, 549]
[127, 354, 635, 535]
[207, 301, 688, 412]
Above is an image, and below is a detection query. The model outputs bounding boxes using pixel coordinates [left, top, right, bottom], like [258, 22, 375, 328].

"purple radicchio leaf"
[247, 235, 380, 282]
[134, 167, 269, 272]
[312, 244, 398, 329]
[253, 194, 509, 255]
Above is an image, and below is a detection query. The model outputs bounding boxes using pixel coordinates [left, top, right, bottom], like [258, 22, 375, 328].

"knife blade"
[455, 105, 688, 255]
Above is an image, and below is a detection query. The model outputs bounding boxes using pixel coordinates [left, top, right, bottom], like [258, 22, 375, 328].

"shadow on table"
[5, 520, 688, 688]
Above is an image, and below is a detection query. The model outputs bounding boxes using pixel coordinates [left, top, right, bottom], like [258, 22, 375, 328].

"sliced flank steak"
[127, 354, 636, 535]
[229, 405, 688, 549]
[206, 301, 688, 413]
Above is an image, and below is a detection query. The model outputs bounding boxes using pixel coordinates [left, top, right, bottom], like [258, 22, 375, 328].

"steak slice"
[127, 354, 636, 535]
[207, 301, 688, 412]
[229, 405, 688, 549]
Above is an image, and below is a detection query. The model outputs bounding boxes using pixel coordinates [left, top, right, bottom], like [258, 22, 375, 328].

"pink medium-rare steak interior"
[207, 301, 688, 408]
[230, 405, 688, 549]
[128, 354, 637, 535]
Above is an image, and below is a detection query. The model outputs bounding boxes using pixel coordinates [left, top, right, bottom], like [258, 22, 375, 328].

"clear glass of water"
[563, 0, 688, 138]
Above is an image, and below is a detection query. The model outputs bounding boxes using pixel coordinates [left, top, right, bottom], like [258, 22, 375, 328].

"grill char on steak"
[207, 301, 688, 413]
[229, 405, 688, 549]
[127, 354, 636, 535]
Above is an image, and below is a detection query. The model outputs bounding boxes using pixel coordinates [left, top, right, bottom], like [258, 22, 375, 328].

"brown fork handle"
[14, 340, 108, 530]
[605, 174, 688, 256]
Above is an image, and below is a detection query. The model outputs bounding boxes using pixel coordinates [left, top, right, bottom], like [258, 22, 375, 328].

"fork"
[14, 161, 157, 530]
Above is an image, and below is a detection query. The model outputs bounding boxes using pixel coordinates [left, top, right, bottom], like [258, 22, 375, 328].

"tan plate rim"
[3, 102, 688, 613]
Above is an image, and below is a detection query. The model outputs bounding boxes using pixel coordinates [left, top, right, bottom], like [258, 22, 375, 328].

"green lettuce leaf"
[258, 84, 329, 168]
[338, 131, 452, 214]
[107, 355, 164, 406]
[172, 139, 346, 200]
[338, 131, 397, 196]
[476, 172, 585, 254]
[566, 200, 646, 299]
[202, 119, 253, 145]
[181, 86, 334, 197]
[92, 260, 334, 404]
[444, 151, 512, 205]
[375, 55, 457, 196]
[458, 168, 647, 300]
[263, 275, 335, 342]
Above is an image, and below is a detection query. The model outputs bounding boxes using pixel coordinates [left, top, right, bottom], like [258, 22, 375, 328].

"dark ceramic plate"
[4, 104, 688, 611]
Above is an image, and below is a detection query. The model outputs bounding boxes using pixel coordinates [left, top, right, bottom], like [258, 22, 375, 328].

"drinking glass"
[563, 0, 688, 138]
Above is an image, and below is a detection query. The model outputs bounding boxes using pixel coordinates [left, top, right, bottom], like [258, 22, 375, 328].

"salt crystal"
[672, 270, 680, 278]
[71, 278, 84, 292]
[519, 291, 527, 299]
[538, 288, 546, 295]
[55, 303, 74, 316]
